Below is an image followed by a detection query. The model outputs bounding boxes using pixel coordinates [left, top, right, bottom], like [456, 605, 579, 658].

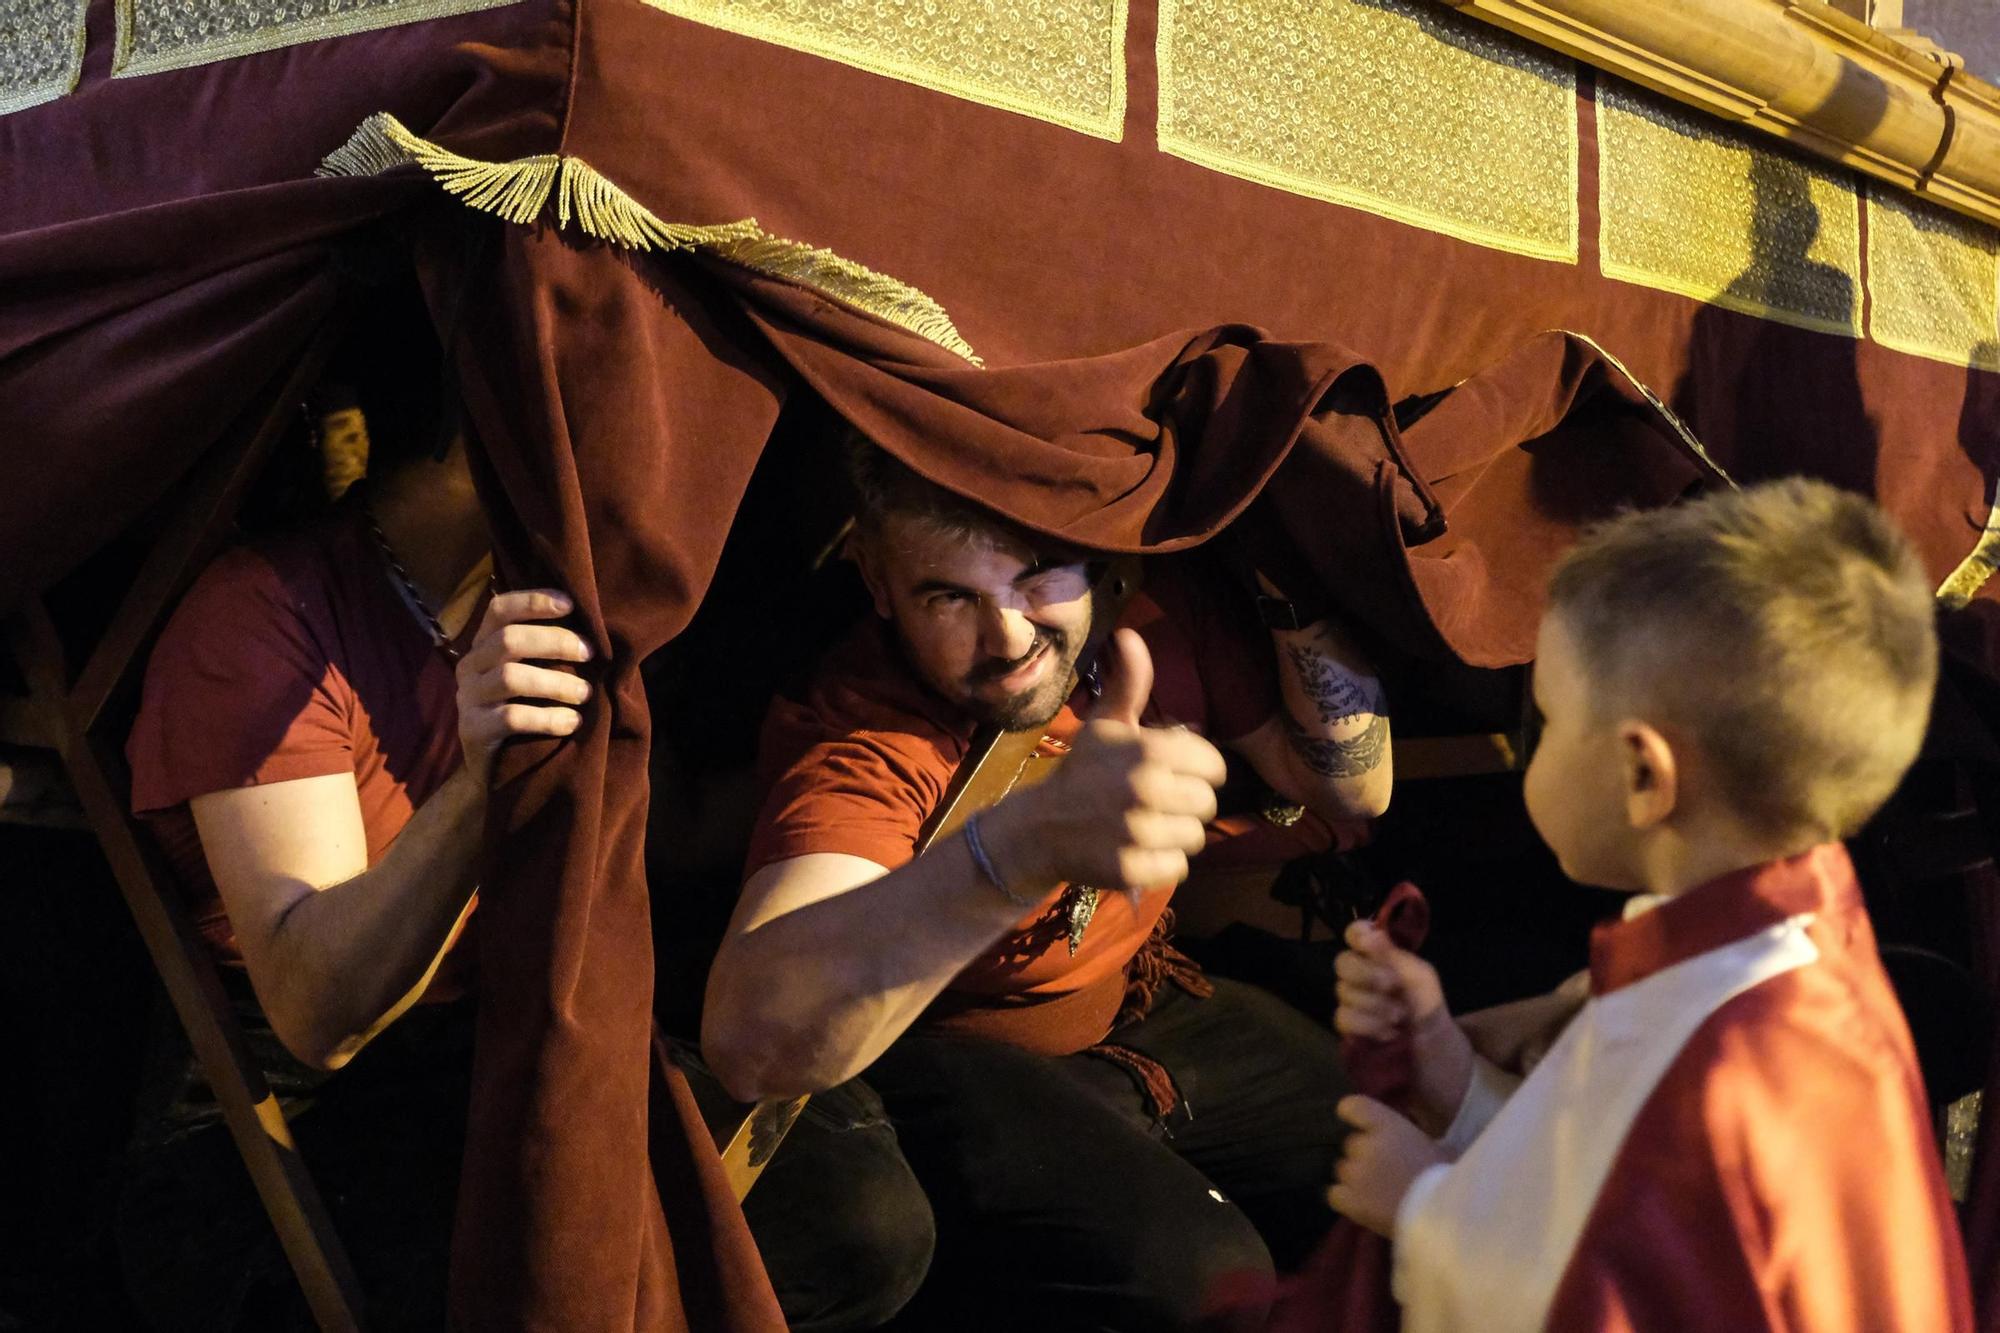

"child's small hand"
[1334, 919, 1446, 1039]
[1327, 1095, 1448, 1237]
[1335, 919, 1475, 1136]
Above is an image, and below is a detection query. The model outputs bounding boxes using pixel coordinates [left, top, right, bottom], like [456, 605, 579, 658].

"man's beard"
[959, 627, 1082, 731]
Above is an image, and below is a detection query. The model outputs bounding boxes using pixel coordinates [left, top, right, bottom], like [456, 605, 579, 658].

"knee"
[1120, 1196, 1274, 1332]
[780, 1164, 935, 1332]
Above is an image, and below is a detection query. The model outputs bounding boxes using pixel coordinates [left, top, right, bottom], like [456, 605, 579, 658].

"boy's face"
[1523, 613, 1648, 891]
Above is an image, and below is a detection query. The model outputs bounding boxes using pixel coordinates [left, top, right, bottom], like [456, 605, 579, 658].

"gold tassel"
[554, 158, 764, 252]
[319, 113, 981, 364]
[318, 112, 558, 226]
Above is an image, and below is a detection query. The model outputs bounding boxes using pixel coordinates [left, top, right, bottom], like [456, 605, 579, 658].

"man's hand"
[455, 589, 595, 785]
[984, 628, 1227, 898]
[1327, 1095, 1449, 1237]
[1335, 919, 1474, 1136]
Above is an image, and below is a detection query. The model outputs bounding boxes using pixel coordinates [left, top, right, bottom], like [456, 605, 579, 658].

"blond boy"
[1327, 479, 1973, 1331]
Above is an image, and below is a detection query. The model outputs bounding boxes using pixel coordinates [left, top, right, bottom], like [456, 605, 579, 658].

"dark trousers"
[726, 1072, 934, 1330]
[115, 1008, 931, 1333]
[116, 1003, 473, 1333]
[116, 978, 1341, 1332]
[868, 977, 1353, 1332]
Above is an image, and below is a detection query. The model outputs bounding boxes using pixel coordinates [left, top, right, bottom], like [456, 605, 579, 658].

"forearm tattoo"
[1286, 713, 1390, 778]
[1283, 642, 1379, 726]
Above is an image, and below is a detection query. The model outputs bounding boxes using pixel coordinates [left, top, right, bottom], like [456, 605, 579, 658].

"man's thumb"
[1088, 628, 1153, 726]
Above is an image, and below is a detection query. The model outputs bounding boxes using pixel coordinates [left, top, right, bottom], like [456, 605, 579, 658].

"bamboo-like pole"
[1433, 0, 2000, 229]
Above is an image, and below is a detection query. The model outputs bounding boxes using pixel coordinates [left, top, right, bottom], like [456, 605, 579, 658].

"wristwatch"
[1255, 593, 1328, 632]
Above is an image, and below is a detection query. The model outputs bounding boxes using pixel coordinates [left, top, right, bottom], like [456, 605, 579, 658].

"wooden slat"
[1394, 732, 1523, 780]
[9, 601, 366, 1332]
[6, 320, 371, 1331]
[0, 692, 54, 749]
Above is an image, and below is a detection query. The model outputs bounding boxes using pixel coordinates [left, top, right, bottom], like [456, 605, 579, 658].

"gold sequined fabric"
[1868, 187, 2000, 372]
[115, 0, 523, 79]
[1155, 0, 1578, 262]
[641, 0, 1128, 141]
[1, 0, 87, 115]
[1598, 79, 1862, 336]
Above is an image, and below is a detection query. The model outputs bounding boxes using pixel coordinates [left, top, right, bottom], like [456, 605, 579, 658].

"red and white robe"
[1394, 844, 1974, 1332]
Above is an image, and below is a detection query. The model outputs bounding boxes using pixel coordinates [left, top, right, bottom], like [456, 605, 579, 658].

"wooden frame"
[1, 326, 368, 1332]
[1435, 0, 2000, 230]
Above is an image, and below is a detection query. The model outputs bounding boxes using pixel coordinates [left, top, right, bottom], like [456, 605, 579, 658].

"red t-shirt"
[126, 502, 475, 997]
[744, 554, 1280, 1021]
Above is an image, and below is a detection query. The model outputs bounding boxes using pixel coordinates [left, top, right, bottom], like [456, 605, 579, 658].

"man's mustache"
[966, 630, 1067, 686]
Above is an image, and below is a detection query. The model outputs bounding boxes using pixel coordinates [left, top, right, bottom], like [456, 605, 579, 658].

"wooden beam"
[1395, 732, 1523, 780]
[7, 598, 368, 1332]
[0, 692, 54, 748]
[1432, 0, 2000, 231]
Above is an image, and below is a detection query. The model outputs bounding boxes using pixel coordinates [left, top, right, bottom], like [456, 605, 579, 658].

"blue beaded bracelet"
[964, 811, 1037, 908]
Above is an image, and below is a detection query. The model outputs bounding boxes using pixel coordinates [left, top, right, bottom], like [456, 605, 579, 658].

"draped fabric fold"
[416, 222, 789, 1331]
[718, 257, 1721, 664]
[0, 178, 423, 599]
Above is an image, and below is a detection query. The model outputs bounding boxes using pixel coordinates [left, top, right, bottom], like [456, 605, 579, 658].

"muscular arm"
[701, 833, 1035, 1102]
[186, 588, 591, 1071]
[193, 768, 484, 1070]
[1232, 614, 1393, 821]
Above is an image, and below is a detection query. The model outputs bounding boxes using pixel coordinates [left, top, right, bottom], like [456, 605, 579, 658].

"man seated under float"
[701, 435, 1395, 1329]
[115, 317, 939, 1333]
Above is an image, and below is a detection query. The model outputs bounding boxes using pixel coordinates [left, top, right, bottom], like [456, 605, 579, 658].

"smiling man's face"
[858, 512, 1095, 731]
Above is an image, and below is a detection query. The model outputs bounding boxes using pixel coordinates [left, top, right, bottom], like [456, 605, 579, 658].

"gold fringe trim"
[318, 113, 981, 364]
[704, 235, 982, 364]
[318, 112, 559, 225]
[1938, 497, 2000, 610]
[554, 158, 761, 250]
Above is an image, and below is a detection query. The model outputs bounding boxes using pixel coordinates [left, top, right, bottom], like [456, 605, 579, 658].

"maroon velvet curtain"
[418, 224, 790, 1330]
[5, 1, 2000, 1328]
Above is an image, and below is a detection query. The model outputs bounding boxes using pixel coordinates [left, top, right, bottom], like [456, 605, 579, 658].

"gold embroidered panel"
[641, 0, 1128, 141]
[1154, 0, 1578, 262]
[1868, 188, 2000, 372]
[1, 1, 87, 115]
[115, 0, 524, 80]
[1598, 80, 1862, 336]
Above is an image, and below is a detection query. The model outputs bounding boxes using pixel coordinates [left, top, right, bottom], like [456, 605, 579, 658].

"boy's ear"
[849, 528, 894, 619]
[1618, 720, 1679, 831]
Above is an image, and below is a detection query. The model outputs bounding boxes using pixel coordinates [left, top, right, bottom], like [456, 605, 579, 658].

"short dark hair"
[1548, 478, 1938, 841]
[843, 430, 1013, 548]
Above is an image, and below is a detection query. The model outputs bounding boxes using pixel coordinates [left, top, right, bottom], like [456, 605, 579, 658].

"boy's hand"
[1335, 919, 1475, 1137]
[1327, 1095, 1449, 1237]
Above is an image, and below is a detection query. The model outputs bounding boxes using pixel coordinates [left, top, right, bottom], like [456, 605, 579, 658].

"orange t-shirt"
[126, 501, 476, 999]
[743, 554, 1280, 1029]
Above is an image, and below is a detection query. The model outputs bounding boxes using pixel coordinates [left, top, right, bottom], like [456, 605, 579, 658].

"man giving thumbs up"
[702, 442, 1365, 1330]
